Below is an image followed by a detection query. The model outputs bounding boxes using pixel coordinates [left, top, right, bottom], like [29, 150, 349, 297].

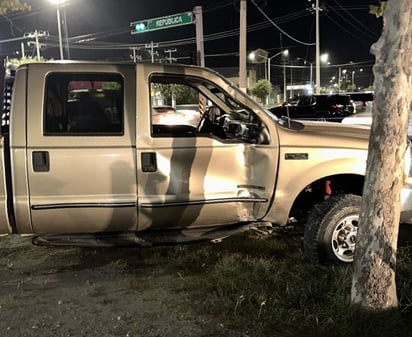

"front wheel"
[303, 194, 361, 265]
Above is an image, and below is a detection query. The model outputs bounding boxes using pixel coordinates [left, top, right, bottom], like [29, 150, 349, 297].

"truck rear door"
[22, 64, 137, 234]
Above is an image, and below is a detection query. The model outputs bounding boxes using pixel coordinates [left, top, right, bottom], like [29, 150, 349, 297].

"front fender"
[263, 147, 368, 225]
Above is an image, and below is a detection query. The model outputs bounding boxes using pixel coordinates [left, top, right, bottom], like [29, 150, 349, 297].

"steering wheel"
[197, 107, 213, 134]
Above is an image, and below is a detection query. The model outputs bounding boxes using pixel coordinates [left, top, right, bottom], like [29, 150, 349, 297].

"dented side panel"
[137, 138, 278, 230]
[135, 64, 279, 230]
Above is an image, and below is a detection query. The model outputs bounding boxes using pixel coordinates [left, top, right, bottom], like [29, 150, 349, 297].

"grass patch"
[151, 232, 412, 337]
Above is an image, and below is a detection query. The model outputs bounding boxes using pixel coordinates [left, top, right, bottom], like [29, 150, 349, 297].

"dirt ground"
[0, 235, 235, 337]
[1, 227, 411, 337]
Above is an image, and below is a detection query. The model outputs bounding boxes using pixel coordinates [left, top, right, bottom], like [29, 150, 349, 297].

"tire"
[304, 194, 361, 265]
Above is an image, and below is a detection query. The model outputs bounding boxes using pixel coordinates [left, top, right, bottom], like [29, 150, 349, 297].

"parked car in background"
[269, 94, 356, 122]
[341, 91, 412, 139]
[348, 92, 374, 113]
[152, 105, 201, 128]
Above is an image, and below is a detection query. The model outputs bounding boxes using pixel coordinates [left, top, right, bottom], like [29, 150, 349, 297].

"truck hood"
[275, 118, 371, 150]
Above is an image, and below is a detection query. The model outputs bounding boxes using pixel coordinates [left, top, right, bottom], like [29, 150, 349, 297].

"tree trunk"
[351, 0, 412, 309]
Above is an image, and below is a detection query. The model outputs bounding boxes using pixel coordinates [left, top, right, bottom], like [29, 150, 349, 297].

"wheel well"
[289, 174, 364, 224]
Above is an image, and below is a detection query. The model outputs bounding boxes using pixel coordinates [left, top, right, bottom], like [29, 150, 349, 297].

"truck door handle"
[32, 151, 50, 172]
[141, 152, 157, 172]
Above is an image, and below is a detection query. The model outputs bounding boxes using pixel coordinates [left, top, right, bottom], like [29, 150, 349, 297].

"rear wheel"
[304, 194, 361, 265]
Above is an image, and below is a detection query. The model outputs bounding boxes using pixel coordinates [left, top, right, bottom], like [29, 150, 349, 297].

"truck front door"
[136, 69, 279, 231]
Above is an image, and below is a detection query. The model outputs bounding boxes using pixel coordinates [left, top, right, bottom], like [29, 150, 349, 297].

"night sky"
[0, 0, 383, 88]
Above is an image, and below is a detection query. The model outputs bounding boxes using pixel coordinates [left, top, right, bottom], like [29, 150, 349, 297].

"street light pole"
[310, 63, 313, 89]
[296, 55, 327, 92]
[338, 67, 341, 93]
[266, 49, 288, 103]
[61, 5, 70, 59]
[49, 0, 65, 60]
[56, 5, 63, 59]
[352, 71, 355, 90]
[267, 50, 287, 84]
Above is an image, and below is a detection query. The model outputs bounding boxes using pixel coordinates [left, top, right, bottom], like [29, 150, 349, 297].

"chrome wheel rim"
[331, 214, 359, 263]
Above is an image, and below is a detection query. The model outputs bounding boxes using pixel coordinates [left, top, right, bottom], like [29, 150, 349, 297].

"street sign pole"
[193, 6, 204, 67]
[239, 0, 247, 92]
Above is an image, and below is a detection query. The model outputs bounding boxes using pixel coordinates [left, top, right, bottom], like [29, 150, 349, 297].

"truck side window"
[150, 75, 269, 144]
[150, 81, 200, 137]
[44, 73, 124, 136]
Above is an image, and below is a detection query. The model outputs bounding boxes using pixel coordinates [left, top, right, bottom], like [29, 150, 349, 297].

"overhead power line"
[331, 0, 376, 35]
[0, 1, 379, 64]
[250, 0, 315, 46]
[326, 0, 377, 40]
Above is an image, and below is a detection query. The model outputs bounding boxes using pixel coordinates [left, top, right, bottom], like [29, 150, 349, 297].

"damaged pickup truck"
[0, 61, 411, 265]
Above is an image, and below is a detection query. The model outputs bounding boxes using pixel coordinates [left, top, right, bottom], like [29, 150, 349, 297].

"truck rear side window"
[44, 73, 124, 136]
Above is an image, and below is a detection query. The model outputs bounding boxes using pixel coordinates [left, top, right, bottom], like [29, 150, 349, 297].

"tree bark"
[351, 0, 412, 309]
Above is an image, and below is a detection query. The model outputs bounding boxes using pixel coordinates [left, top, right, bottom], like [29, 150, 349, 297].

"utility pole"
[129, 46, 142, 63]
[145, 41, 158, 63]
[20, 42, 25, 58]
[164, 48, 177, 63]
[130, 46, 137, 63]
[25, 31, 49, 61]
[35, 30, 40, 60]
[315, 0, 321, 94]
[239, 0, 247, 92]
[194, 6, 205, 67]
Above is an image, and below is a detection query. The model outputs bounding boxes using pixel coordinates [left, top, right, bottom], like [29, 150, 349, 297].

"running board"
[32, 232, 152, 247]
[32, 222, 273, 248]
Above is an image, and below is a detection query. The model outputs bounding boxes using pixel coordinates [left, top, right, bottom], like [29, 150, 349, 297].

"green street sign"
[131, 12, 193, 34]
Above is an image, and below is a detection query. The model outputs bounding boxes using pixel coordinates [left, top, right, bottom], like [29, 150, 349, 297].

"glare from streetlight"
[320, 53, 329, 63]
[48, 0, 65, 4]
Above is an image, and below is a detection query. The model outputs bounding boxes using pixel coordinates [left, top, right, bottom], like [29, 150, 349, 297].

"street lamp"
[296, 53, 328, 92]
[266, 49, 288, 103]
[338, 68, 347, 93]
[318, 53, 329, 92]
[248, 48, 268, 81]
[296, 58, 314, 89]
[48, 0, 66, 60]
[267, 49, 288, 83]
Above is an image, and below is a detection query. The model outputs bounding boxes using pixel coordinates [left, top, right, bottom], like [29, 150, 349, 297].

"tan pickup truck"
[0, 62, 411, 265]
